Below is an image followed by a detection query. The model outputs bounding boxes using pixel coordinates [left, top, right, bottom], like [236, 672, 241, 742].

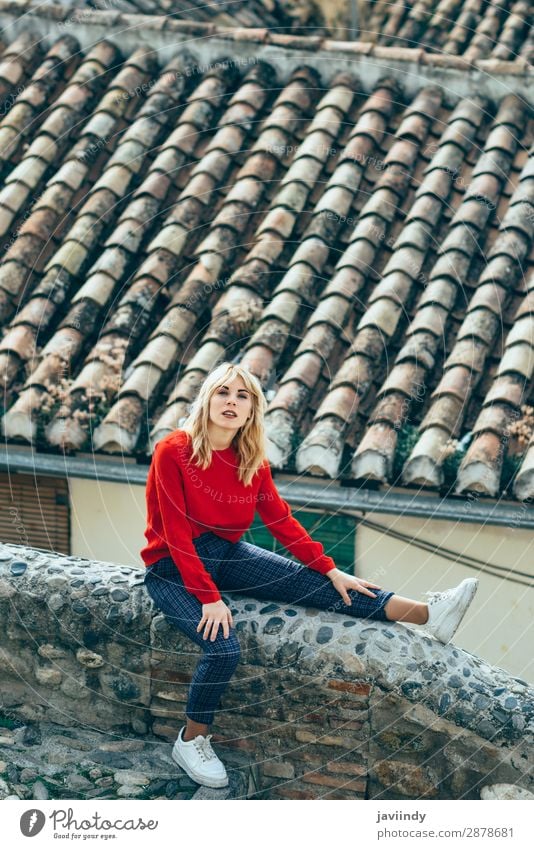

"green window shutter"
[244, 509, 356, 574]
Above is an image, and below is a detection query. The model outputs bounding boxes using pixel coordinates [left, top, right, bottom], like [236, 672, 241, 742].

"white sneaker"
[172, 727, 229, 788]
[421, 577, 478, 644]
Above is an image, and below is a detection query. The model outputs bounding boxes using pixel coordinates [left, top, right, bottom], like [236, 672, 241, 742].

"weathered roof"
[358, 0, 534, 65]
[7, 0, 322, 31]
[0, 15, 533, 502]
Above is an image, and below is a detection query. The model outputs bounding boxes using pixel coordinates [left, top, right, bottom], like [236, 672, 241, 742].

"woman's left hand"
[326, 568, 382, 606]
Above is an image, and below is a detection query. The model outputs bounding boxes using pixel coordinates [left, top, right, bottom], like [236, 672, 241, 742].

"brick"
[150, 668, 193, 684]
[301, 712, 325, 723]
[279, 694, 341, 715]
[292, 747, 332, 765]
[301, 771, 366, 792]
[151, 721, 178, 740]
[327, 679, 371, 697]
[151, 688, 188, 703]
[325, 761, 367, 777]
[295, 730, 323, 744]
[294, 759, 328, 776]
[212, 734, 257, 753]
[321, 789, 366, 799]
[215, 714, 284, 735]
[329, 719, 365, 731]
[295, 730, 357, 747]
[330, 702, 370, 718]
[262, 761, 295, 779]
[272, 787, 317, 800]
[149, 700, 185, 719]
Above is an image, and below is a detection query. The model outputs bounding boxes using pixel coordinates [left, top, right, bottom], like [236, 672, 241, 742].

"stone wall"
[0, 543, 532, 800]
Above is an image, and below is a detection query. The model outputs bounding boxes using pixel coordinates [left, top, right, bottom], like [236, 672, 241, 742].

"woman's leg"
[217, 540, 399, 622]
[143, 556, 241, 735]
[384, 595, 428, 624]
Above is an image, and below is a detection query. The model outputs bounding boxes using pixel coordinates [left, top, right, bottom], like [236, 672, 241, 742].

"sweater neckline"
[212, 444, 235, 454]
[180, 431, 235, 456]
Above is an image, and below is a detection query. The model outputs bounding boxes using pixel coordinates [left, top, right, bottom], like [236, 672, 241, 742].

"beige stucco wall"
[70, 476, 147, 572]
[356, 513, 534, 685]
[69, 477, 534, 683]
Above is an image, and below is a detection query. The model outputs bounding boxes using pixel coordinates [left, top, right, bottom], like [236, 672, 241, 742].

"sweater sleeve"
[255, 461, 336, 575]
[151, 441, 222, 604]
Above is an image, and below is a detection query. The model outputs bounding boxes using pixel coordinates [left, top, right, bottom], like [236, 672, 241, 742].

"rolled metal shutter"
[0, 471, 70, 555]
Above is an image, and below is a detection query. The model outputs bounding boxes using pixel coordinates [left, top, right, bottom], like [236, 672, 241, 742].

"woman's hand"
[197, 600, 234, 641]
[326, 568, 382, 606]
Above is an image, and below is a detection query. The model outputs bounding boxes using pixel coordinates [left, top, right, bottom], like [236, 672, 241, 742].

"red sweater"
[140, 429, 336, 603]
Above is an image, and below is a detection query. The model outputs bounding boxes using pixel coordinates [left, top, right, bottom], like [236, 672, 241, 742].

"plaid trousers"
[143, 530, 394, 724]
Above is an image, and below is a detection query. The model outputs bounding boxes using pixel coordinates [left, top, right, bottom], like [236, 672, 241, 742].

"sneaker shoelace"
[193, 734, 216, 763]
[424, 588, 453, 606]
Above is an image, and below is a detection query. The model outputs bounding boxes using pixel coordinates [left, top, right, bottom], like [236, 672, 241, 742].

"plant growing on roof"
[70, 340, 128, 440]
[37, 373, 71, 446]
[501, 450, 526, 495]
[499, 404, 533, 494]
[442, 431, 473, 491]
[391, 422, 420, 484]
[286, 424, 304, 474]
[35, 341, 127, 449]
[219, 300, 262, 340]
[504, 404, 534, 454]
[71, 372, 122, 435]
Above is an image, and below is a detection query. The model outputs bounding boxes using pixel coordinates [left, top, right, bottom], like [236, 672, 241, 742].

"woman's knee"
[204, 631, 241, 671]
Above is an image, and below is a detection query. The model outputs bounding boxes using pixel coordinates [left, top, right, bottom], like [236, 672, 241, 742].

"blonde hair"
[180, 361, 268, 487]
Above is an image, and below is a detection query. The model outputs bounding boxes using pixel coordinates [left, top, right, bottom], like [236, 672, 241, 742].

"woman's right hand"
[197, 600, 234, 641]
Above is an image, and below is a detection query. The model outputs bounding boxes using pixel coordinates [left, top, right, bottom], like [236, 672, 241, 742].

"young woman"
[140, 361, 478, 789]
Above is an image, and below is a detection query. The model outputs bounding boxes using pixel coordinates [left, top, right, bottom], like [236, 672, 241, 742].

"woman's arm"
[149, 440, 222, 604]
[255, 460, 337, 575]
[255, 461, 382, 601]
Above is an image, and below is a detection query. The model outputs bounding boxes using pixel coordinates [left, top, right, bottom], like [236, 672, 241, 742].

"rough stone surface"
[0, 543, 532, 800]
[0, 719, 248, 800]
[480, 784, 534, 800]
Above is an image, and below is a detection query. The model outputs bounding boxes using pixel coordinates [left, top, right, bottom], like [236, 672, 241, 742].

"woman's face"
[208, 375, 254, 435]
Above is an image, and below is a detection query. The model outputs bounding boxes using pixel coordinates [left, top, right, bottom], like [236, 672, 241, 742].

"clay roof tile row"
[0, 22, 533, 501]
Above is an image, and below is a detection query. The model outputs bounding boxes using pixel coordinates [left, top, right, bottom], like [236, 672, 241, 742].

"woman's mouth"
[222, 411, 237, 418]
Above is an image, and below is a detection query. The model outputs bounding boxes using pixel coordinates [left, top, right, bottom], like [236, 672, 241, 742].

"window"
[244, 510, 356, 574]
[0, 472, 70, 554]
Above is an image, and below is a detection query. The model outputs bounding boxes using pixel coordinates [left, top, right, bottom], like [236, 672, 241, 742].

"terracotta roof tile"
[314, 381, 364, 422]
[497, 341, 534, 378]
[484, 373, 529, 406]
[458, 268, 534, 496]
[90, 64, 331, 447]
[0, 25, 532, 501]
[359, 0, 533, 65]
[310, 91, 532, 483]
[276, 179, 319, 211]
